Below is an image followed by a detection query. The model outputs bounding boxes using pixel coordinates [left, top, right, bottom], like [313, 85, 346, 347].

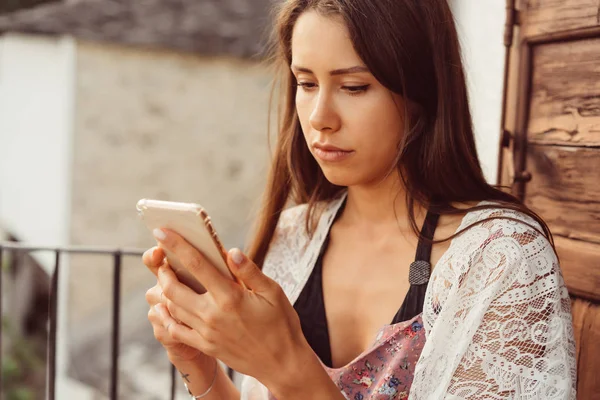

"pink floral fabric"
[269, 314, 426, 400]
[325, 314, 426, 400]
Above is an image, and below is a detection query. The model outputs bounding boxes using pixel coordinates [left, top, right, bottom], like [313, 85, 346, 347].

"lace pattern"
[240, 196, 577, 399]
[412, 206, 576, 399]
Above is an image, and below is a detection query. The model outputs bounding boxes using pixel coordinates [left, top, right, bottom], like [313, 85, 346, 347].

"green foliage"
[1, 252, 10, 272]
[7, 387, 35, 400]
[1, 316, 44, 399]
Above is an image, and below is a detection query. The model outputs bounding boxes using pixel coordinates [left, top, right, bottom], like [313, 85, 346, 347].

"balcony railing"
[0, 242, 232, 399]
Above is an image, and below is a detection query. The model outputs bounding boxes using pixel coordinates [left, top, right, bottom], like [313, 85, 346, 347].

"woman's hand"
[143, 246, 205, 362]
[152, 228, 316, 395]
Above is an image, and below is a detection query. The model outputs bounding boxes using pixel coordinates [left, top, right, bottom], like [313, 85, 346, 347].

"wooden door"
[497, 1, 600, 398]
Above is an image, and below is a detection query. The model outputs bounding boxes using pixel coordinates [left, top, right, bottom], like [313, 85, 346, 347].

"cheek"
[295, 99, 312, 139]
[350, 96, 404, 151]
[295, 88, 312, 115]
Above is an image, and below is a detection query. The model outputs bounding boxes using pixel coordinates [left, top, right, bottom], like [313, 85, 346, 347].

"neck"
[343, 172, 424, 228]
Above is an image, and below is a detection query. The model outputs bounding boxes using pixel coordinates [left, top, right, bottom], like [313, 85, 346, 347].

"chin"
[319, 166, 362, 187]
[319, 162, 395, 189]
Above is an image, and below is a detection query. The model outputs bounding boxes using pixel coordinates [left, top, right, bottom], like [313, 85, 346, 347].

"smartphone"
[136, 199, 235, 294]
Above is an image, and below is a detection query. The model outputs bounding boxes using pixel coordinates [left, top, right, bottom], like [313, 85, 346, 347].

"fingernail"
[153, 228, 167, 241]
[230, 248, 245, 265]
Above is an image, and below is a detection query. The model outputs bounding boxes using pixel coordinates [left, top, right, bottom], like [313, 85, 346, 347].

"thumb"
[228, 248, 271, 293]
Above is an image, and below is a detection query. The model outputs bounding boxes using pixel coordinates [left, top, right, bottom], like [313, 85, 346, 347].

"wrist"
[184, 358, 218, 399]
[167, 350, 212, 369]
[268, 341, 339, 400]
[167, 352, 229, 399]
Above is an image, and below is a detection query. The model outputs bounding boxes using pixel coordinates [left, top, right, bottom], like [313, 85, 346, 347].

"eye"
[342, 84, 370, 95]
[297, 82, 318, 91]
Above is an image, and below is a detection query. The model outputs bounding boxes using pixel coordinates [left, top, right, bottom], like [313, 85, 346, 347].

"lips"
[313, 143, 350, 152]
[312, 142, 354, 162]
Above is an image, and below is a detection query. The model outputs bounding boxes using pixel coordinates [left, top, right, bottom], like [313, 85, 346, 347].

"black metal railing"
[0, 242, 183, 400]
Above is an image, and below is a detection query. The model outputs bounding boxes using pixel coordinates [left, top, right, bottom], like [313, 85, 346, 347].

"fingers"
[145, 284, 160, 306]
[142, 246, 166, 276]
[154, 229, 235, 299]
[151, 303, 215, 356]
[145, 283, 180, 311]
[227, 248, 274, 295]
[145, 284, 167, 307]
[157, 266, 212, 316]
[148, 304, 180, 346]
[164, 296, 209, 331]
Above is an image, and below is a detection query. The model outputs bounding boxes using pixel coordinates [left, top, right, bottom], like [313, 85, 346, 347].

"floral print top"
[268, 313, 426, 400]
[322, 314, 426, 400]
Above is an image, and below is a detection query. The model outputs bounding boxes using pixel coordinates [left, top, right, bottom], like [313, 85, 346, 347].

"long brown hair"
[248, 0, 553, 267]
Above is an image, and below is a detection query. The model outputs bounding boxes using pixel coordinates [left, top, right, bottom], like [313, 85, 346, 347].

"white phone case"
[136, 199, 234, 294]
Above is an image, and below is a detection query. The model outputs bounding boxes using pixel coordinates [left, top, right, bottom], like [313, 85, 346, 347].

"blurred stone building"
[0, 0, 274, 398]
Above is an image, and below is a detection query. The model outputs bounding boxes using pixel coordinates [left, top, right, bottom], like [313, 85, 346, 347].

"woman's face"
[291, 10, 406, 187]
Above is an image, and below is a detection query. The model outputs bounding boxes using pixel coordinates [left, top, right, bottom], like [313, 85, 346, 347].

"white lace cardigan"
[239, 194, 577, 399]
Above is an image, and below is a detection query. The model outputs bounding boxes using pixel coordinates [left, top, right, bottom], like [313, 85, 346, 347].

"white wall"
[0, 33, 75, 263]
[450, 0, 506, 183]
[0, 33, 87, 399]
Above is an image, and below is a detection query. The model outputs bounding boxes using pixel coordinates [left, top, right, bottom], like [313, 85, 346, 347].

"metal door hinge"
[514, 170, 532, 183]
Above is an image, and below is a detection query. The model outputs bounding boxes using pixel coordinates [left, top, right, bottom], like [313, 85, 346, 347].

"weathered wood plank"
[557, 236, 600, 302]
[522, 0, 600, 38]
[498, 147, 515, 187]
[570, 297, 589, 363]
[525, 145, 600, 244]
[527, 38, 600, 146]
[570, 298, 600, 399]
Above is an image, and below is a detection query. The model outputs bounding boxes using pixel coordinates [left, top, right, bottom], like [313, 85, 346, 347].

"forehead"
[291, 10, 363, 68]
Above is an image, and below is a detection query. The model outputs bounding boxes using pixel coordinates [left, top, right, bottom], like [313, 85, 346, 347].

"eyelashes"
[296, 82, 317, 90]
[344, 84, 370, 95]
[296, 82, 370, 96]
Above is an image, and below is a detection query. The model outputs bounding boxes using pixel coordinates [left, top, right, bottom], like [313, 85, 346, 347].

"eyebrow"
[291, 65, 370, 76]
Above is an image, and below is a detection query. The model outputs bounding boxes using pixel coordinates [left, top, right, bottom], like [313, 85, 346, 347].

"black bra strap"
[408, 211, 440, 285]
[415, 211, 440, 261]
[392, 210, 440, 323]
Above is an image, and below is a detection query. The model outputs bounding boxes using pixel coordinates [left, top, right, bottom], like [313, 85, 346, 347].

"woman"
[143, 0, 577, 398]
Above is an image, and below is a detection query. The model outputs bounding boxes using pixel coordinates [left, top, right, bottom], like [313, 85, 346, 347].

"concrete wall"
[450, 0, 506, 183]
[66, 41, 273, 397]
[68, 39, 272, 319]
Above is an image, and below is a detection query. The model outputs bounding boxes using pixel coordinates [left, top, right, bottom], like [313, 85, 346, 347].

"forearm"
[168, 353, 239, 400]
[266, 344, 345, 400]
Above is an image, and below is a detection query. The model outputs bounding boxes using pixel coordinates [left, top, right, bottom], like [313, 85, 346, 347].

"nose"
[309, 91, 341, 133]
